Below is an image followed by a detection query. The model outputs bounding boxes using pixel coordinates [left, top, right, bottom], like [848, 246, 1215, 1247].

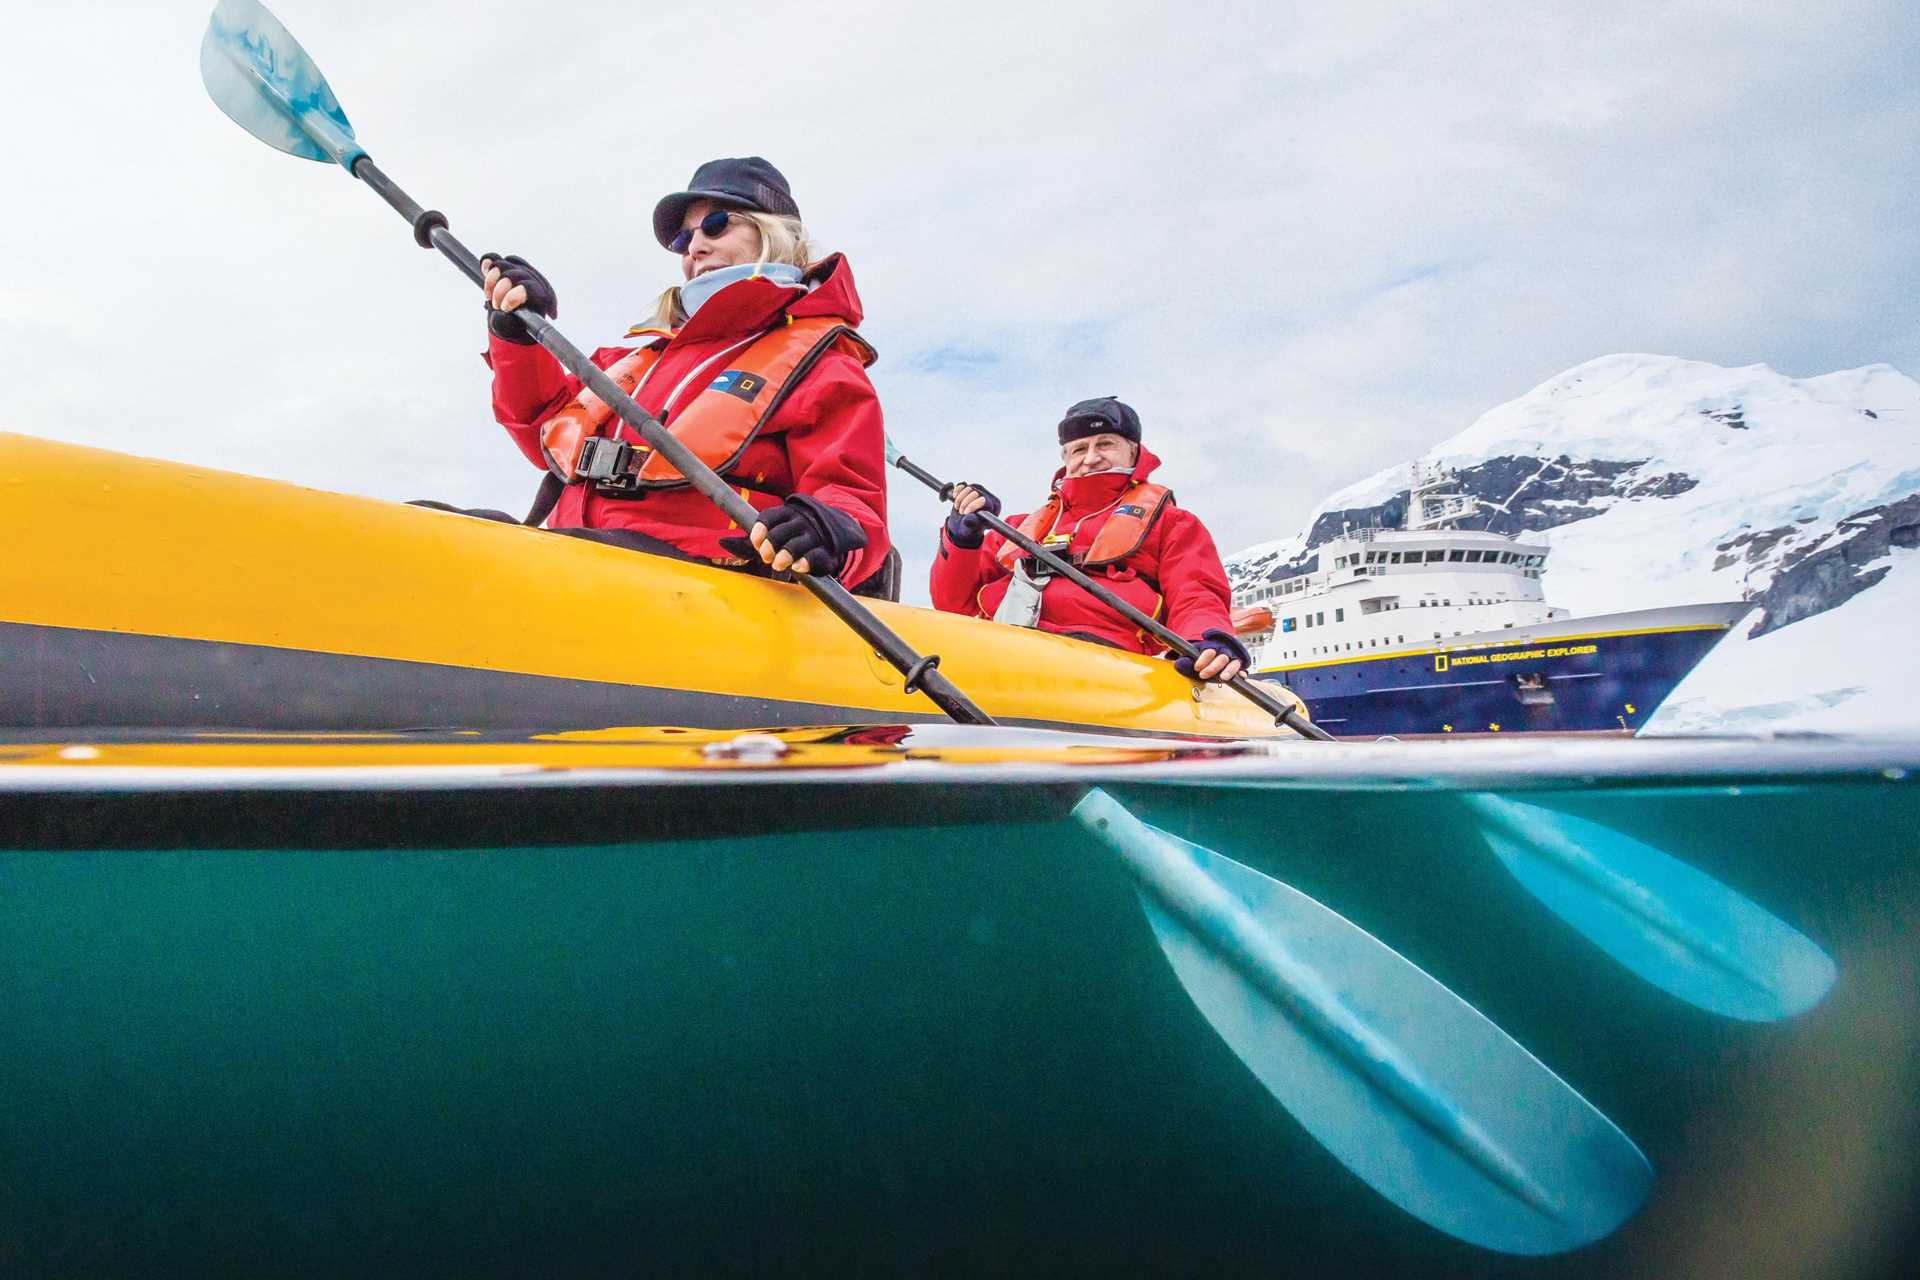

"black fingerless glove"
[719, 494, 868, 577]
[942, 484, 1001, 549]
[1173, 629, 1253, 681]
[480, 252, 558, 345]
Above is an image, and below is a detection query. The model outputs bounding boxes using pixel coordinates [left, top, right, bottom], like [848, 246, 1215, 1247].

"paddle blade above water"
[1468, 794, 1837, 1022]
[200, 0, 365, 169]
[1073, 790, 1650, 1255]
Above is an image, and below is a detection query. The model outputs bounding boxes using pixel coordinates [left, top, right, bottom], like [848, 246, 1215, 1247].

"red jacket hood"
[669, 252, 865, 344]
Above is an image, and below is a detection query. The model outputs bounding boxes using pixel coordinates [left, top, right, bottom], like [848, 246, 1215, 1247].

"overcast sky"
[6, 1, 1916, 602]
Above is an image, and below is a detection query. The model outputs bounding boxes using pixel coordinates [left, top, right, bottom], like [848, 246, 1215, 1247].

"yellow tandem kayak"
[0, 434, 1302, 738]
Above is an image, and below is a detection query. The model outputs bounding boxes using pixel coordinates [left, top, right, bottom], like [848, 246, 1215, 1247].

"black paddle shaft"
[893, 452, 1333, 741]
[348, 158, 996, 727]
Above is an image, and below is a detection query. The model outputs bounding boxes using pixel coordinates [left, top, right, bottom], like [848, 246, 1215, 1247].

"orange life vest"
[538, 314, 876, 490]
[993, 482, 1174, 572]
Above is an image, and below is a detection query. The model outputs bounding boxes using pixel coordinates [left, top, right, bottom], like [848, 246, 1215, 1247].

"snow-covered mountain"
[1226, 355, 1920, 734]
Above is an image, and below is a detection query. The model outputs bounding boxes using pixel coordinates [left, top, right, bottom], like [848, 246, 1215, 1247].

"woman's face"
[1061, 432, 1139, 478]
[678, 199, 764, 281]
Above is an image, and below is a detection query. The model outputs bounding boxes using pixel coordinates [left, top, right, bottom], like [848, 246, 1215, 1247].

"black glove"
[942, 484, 1001, 549]
[1174, 629, 1253, 681]
[480, 252, 558, 345]
[719, 494, 868, 576]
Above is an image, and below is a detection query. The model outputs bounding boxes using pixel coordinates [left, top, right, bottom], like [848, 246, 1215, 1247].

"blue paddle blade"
[1072, 789, 1650, 1256]
[1467, 795, 1837, 1022]
[200, 0, 365, 169]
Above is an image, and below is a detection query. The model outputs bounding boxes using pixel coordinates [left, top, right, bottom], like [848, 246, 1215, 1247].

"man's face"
[1061, 432, 1138, 478]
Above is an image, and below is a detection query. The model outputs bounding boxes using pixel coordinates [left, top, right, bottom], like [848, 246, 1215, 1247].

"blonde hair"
[648, 209, 815, 330]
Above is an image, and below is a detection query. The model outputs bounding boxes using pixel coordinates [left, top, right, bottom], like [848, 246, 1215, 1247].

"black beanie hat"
[652, 157, 800, 249]
[1058, 396, 1142, 445]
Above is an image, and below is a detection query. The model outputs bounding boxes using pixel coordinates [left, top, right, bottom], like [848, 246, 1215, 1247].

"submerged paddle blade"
[1073, 789, 1649, 1256]
[201, 0, 366, 169]
[1467, 795, 1836, 1022]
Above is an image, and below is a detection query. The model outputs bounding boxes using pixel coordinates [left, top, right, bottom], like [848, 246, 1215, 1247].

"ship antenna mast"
[1406, 461, 1469, 531]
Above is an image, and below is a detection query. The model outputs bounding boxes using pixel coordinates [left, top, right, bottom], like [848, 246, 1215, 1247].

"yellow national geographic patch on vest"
[710, 370, 765, 403]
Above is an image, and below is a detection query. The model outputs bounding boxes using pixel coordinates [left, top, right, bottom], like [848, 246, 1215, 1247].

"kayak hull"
[1, 618, 942, 733]
[0, 433, 1297, 739]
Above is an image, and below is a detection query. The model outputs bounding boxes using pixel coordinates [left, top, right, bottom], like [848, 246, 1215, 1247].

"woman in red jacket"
[478, 157, 893, 595]
[930, 397, 1250, 681]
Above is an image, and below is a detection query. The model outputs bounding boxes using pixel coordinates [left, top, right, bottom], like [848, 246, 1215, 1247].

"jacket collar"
[661, 252, 865, 345]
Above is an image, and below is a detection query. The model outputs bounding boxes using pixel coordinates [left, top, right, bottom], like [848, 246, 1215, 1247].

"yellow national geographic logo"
[710, 370, 766, 403]
[1438, 645, 1597, 674]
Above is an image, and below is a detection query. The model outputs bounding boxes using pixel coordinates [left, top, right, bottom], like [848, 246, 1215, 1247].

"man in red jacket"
[930, 397, 1251, 681]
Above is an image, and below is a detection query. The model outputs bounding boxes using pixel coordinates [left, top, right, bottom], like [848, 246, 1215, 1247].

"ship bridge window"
[1367, 551, 1384, 563]
[1425, 550, 1446, 563]
[1388, 552, 1402, 563]
[1448, 549, 1466, 562]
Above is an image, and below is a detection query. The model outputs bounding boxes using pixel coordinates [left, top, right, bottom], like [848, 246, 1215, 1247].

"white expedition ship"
[1229, 466, 1748, 736]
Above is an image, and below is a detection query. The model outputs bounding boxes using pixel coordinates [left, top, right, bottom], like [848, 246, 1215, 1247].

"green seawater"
[2, 777, 1916, 1276]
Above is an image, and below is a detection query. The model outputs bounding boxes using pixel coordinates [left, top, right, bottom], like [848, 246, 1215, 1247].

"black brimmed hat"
[1058, 396, 1142, 445]
[652, 157, 800, 249]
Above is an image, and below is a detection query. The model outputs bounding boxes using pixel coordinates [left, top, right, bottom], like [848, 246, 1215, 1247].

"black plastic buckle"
[1018, 555, 1060, 582]
[577, 438, 641, 493]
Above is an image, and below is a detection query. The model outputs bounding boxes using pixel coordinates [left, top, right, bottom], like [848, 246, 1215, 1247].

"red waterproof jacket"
[929, 446, 1236, 653]
[485, 254, 889, 587]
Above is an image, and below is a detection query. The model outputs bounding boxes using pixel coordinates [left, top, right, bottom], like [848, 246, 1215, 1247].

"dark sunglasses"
[669, 209, 742, 254]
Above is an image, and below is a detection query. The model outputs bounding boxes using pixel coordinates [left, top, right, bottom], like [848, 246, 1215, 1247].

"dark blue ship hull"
[1254, 605, 1747, 737]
